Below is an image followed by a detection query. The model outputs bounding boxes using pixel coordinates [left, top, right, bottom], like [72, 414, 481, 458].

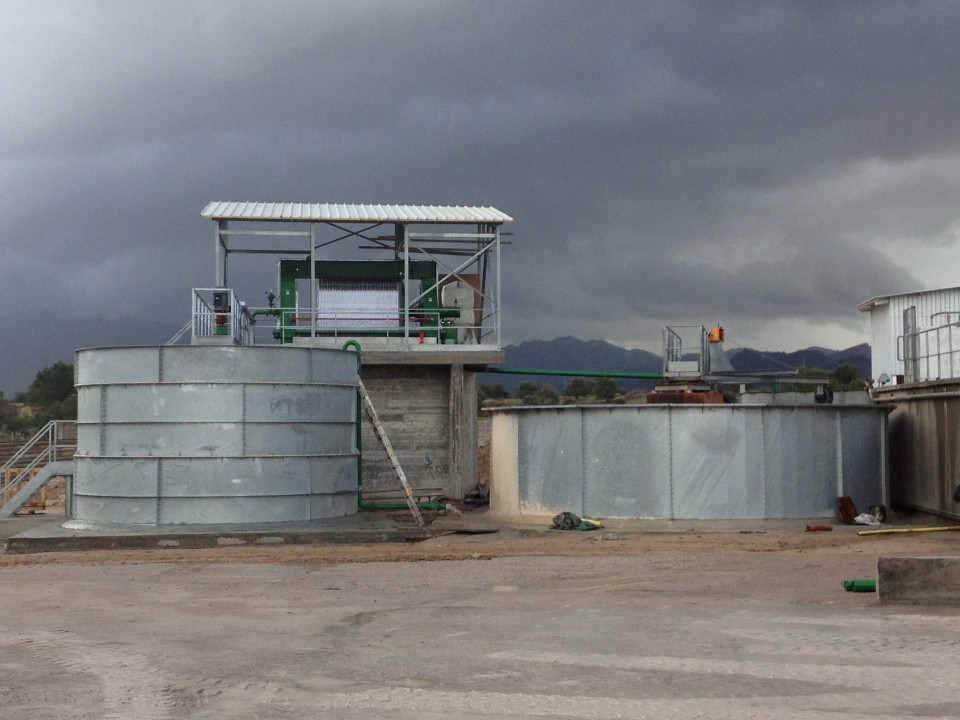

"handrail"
[166, 320, 193, 345]
[1, 421, 54, 474]
[898, 319, 960, 383]
[0, 420, 76, 498]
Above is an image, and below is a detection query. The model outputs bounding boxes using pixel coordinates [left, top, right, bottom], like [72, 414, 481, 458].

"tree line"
[480, 362, 865, 407]
[480, 376, 629, 407]
[0, 361, 77, 440]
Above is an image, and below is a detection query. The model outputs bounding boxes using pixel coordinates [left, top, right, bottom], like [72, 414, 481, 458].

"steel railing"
[187, 287, 501, 349]
[899, 319, 960, 383]
[246, 305, 499, 348]
[191, 288, 253, 346]
[0, 420, 76, 505]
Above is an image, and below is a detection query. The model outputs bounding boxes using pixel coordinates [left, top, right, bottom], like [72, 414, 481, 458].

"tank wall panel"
[77, 387, 101, 423]
[76, 424, 101, 454]
[310, 492, 359, 519]
[73, 494, 159, 524]
[582, 407, 671, 518]
[491, 405, 888, 520]
[310, 456, 359, 494]
[75, 458, 159, 497]
[672, 409, 763, 519]
[97, 423, 244, 457]
[76, 348, 161, 385]
[157, 496, 309, 524]
[244, 385, 355, 422]
[159, 457, 310, 497]
[158, 346, 312, 383]
[312, 351, 359, 383]
[102, 385, 244, 423]
[518, 410, 583, 514]
[243, 423, 355, 456]
[762, 409, 835, 517]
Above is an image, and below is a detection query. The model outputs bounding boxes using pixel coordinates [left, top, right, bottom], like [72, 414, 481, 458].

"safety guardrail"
[0, 420, 76, 507]
[899, 319, 960, 383]
[191, 288, 253, 345]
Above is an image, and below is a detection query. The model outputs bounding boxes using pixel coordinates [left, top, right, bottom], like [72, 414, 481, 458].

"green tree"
[833, 363, 861, 390]
[514, 380, 540, 400]
[25, 361, 75, 407]
[592, 377, 620, 402]
[562, 377, 593, 397]
[478, 383, 510, 401]
[20, 361, 78, 426]
[0, 391, 19, 432]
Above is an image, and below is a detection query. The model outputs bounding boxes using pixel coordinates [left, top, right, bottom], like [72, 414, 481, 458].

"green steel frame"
[275, 259, 459, 343]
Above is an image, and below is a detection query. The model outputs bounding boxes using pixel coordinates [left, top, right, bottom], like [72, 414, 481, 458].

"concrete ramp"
[0, 461, 74, 518]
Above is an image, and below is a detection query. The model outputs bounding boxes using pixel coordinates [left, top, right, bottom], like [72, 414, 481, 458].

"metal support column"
[216, 220, 228, 286]
[403, 223, 410, 341]
[310, 224, 317, 339]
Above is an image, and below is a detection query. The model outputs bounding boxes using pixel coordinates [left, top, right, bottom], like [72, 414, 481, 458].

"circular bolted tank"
[74, 345, 359, 525]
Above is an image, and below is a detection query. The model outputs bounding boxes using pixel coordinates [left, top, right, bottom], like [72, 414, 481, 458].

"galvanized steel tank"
[74, 346, 358, 524]
[489, 400, 890, 520]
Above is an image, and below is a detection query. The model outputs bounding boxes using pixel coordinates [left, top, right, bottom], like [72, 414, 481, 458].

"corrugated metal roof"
[856, 284, 960, 312]
[201, 202, 513, 224]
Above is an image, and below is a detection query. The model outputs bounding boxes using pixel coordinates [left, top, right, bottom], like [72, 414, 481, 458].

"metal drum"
[74, 346, 358, 524]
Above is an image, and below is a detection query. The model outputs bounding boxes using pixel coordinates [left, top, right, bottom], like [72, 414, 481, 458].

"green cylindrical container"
[842, 579, 877, 593]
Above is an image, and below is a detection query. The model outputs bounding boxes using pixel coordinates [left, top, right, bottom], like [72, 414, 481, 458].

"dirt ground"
[2, 519, 960, 569]
[2, 520, 960, 719]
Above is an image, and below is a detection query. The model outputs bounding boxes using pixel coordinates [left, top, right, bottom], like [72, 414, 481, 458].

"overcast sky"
[3, 0, 960, 392]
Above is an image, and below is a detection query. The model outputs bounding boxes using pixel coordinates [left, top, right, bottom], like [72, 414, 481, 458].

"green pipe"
[358, 500, 449, 511]
[342, 339, 448, 513]
[842, 579, 876, 593]
[487, 367, 665, 380]
[341, 340, 364, 509]
[250, 308, 280, 318]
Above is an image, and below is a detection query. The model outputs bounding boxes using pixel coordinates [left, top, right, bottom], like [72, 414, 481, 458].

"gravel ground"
[1, 525, 959, 719]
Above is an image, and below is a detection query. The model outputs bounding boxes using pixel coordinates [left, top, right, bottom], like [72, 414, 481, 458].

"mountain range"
[0, 316, 870, 398]
[481, 336, 871, 392]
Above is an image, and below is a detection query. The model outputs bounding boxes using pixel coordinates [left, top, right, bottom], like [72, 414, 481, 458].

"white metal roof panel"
[857, 284, 960, 312]
[201, 202, 513, 224]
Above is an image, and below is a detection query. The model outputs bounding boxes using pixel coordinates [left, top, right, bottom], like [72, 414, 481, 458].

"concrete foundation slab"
[0, 513, 429, 554]
[878, 555, 960, 604]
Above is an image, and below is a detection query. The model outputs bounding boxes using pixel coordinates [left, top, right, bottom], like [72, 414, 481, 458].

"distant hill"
[482, 336, 662, 392]
[726, 343, 871, 378]
[481, 338, 871, 392]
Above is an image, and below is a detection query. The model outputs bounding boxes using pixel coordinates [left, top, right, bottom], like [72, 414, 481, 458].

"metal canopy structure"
[201, 202, 513, 224]
[198, 202, 513, 351]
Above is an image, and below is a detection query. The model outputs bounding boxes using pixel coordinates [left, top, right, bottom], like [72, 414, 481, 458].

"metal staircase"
[0, 420, 76, 518]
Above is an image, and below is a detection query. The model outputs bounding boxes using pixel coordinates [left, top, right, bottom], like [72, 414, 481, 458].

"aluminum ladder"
[357, 378, 425, 528]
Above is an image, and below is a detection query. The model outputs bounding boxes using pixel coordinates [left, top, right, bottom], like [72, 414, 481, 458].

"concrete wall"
[886, 388, 960, 519]
[359, 364, 477, 500]
[489, 404, 889, 520]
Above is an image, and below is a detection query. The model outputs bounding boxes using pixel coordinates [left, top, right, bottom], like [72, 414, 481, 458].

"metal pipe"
[341, 340, 364, 509]
[857, 525, 960, 536]
[486, 367, 665, 380]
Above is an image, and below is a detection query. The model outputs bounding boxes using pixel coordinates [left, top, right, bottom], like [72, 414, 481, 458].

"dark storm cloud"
[2, 0, 960, 391]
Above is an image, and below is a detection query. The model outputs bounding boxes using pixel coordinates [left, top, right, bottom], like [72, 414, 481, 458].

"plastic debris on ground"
[551, 511, 603, 531]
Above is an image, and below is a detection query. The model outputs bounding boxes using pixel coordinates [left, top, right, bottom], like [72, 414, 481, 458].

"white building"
[857, 285, 960, 384]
